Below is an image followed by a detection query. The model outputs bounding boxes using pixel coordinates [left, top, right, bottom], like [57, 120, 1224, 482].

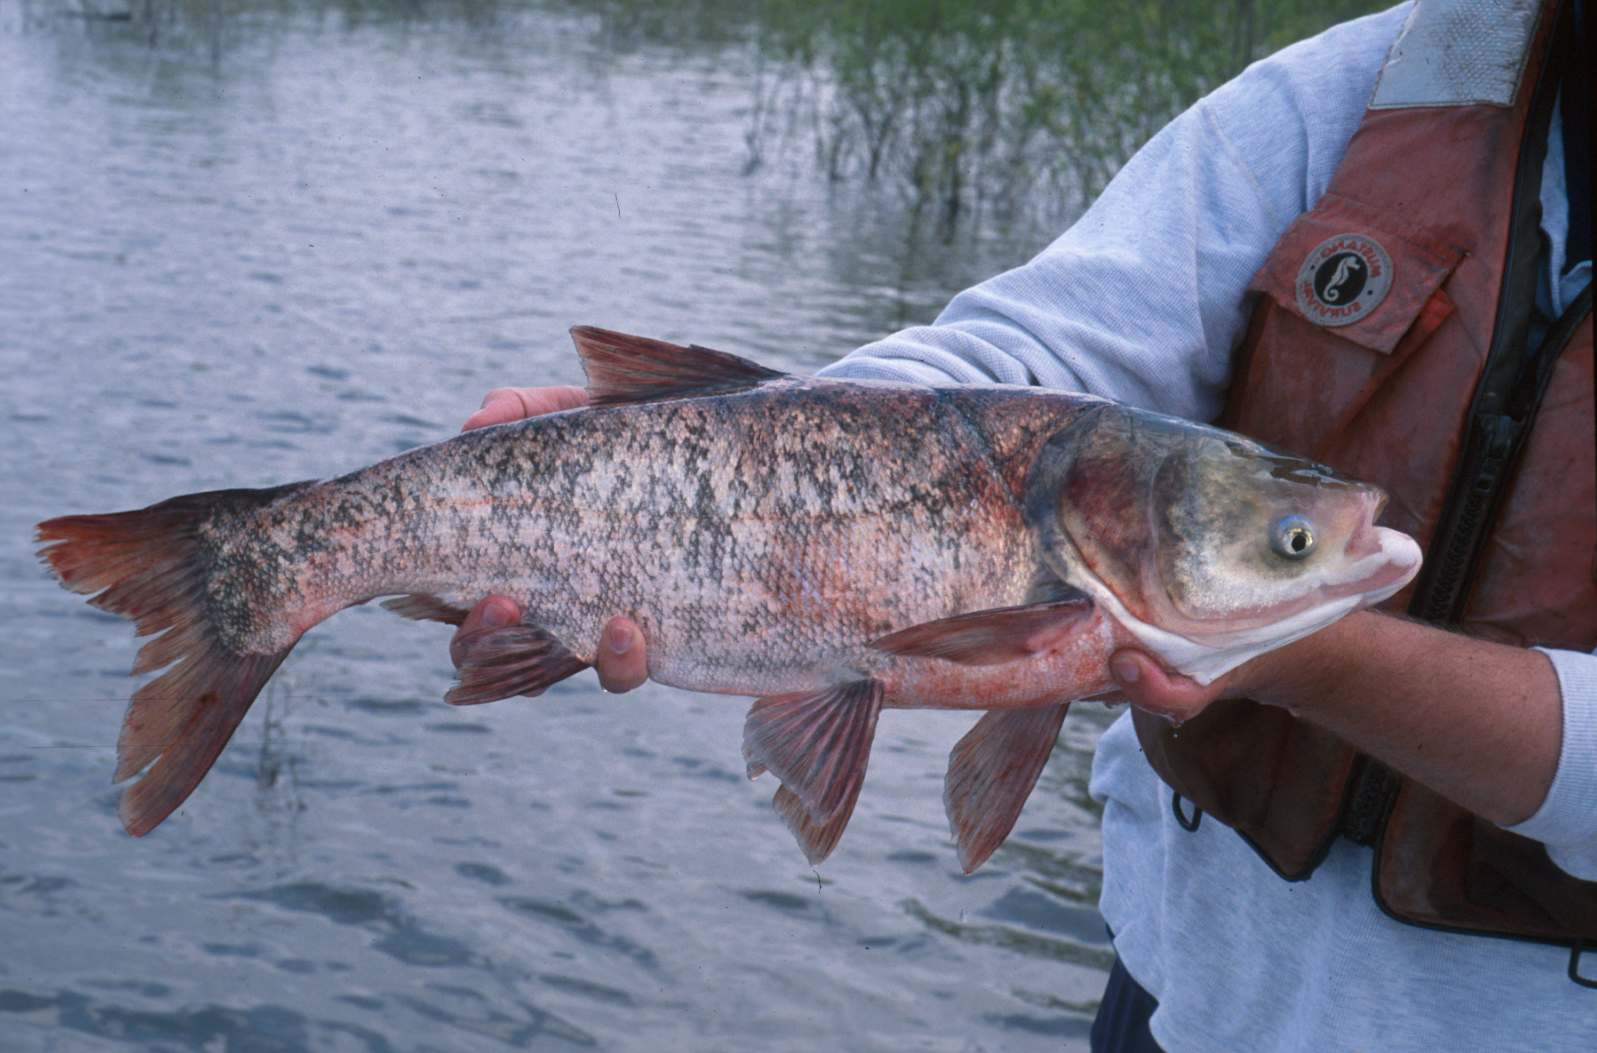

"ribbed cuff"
[1505, 648, 1597, 879]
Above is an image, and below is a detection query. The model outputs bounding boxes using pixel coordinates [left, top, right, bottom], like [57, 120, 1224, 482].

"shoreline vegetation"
[17, 0, 1385, 246]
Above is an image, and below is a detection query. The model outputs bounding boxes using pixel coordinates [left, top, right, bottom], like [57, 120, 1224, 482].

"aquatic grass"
[738, 0, 1390, 240]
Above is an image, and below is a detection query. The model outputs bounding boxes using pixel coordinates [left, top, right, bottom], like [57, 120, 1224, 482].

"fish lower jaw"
[1122, 588, 1388, 685]
[1083, 583, 1364, 686]
[1104, 526, 1422, 684]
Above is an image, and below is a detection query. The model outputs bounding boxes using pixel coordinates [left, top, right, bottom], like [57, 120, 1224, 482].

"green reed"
[738, 0, 1388, 240]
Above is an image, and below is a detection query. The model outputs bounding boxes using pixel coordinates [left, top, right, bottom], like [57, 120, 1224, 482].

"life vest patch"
[1294, 234, 1394, 327]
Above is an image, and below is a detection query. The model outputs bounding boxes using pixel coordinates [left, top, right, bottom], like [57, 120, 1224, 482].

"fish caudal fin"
[743, 680, 883, 862]
[115, 649, 291, 837]
[569, 327, 785, 408]
[37, 487, 307, 836]
[446, 623, 590, 704]
[944, 704, 1069, 874]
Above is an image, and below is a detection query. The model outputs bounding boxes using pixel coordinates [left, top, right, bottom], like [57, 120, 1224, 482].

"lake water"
[0, 4, 1117, 1050]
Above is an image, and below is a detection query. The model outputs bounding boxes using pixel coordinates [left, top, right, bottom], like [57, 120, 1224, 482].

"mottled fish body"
[38, 329, 1420, 869]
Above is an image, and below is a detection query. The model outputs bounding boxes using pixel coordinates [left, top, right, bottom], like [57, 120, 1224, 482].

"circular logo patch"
[1294, 233, 1394, 327]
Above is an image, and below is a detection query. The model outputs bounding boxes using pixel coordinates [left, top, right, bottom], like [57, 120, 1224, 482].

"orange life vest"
[1132, 0, 1597, 958]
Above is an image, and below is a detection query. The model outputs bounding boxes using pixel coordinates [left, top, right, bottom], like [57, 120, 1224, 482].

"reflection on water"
[1, 3, 1118, 1049]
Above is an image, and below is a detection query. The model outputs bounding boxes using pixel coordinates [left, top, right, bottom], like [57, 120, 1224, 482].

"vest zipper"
[1409, 413, 1521, 625]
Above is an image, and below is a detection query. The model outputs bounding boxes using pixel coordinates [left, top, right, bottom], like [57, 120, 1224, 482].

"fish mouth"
[1315, 490, 1421, 607]
[1316, 524, 1421, 607]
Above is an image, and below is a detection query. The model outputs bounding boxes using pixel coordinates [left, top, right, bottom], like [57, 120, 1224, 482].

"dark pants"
[1089, 957, 1164, 1053]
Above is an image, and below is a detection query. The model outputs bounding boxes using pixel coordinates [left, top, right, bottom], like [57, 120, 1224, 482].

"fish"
[37, 327, 1422, 870]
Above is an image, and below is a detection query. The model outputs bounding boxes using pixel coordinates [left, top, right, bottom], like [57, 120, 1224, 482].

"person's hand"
[1106, 649, 1236, 725]
[453, 384, 650, 694]
[461, 385, 588, 432]
[1105, 614, 1338, 724]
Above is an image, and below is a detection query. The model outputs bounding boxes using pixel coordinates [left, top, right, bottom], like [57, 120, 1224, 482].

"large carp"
[38, 328, 1421, 869]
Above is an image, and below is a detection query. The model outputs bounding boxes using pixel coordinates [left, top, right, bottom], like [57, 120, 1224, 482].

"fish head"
[1028, 403, 1421, 681]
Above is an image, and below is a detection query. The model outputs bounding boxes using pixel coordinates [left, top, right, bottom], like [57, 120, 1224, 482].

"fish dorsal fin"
[945, 704, 1069, 874]
[570, 326, 786, 408]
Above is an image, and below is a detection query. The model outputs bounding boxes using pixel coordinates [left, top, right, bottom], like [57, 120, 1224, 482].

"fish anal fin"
[743, 680, 882, 826]
[773, 781, 858, 866]
[382, 594, 471, 625]
[869, 597, 1094, 666]
[945, 704, 1069, 874]
[569, 326, 785, 408]
[447, 623, 590, 705]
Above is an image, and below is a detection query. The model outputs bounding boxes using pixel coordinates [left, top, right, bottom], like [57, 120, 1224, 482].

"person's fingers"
[450, 594, 520, 668]
[462, 385, 588, 432]
[594, 617, 649, 693]
[1107, 649, 1231, 725]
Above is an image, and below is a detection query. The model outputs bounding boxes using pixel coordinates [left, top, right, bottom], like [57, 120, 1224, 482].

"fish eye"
[1270, 516, 1316, 559]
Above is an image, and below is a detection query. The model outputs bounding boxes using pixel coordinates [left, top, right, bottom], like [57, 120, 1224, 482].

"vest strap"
[1572, 939, 1597, 989]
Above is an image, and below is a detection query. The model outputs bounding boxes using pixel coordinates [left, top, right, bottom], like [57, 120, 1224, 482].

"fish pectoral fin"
[773, 781, 858, 866]
[945, 703, 1070, 874]
[742, 680, 883, 828]
[867, 598, 1094, 666]
[381, 593, 471, 625]
[447, 624, 591, 705]
[569, 326, 786, 408]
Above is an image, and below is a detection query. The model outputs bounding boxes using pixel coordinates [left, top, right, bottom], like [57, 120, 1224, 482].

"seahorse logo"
[1320, 255, 1363, 302]
[1294, 233, 1393, 328]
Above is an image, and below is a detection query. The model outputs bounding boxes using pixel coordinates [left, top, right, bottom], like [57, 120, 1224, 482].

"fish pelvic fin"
[945, 703, 1069, 874]
[743, 679, 883, 832]
[773, 781, 858, 866]
[446, 623, 591, 704]
[37, 486, 312, 837]
[868, 597, 1093, 666]
[569, 326, 786, 408]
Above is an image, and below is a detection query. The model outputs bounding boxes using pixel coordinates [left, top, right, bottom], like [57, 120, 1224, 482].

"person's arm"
[816, 5, 1410, 422]
[1114, 613, 1597, 879]
[1111, 611, 1562, 828]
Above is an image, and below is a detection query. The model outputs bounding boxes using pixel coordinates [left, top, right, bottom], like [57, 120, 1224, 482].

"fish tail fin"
[38, 485, 308, 836]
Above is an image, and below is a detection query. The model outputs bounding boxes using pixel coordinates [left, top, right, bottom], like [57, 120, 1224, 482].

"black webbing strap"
[1405, 0, 1581, 627]
[1577, 0, 1594, 533]
[1340, 0, 1588, 849]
